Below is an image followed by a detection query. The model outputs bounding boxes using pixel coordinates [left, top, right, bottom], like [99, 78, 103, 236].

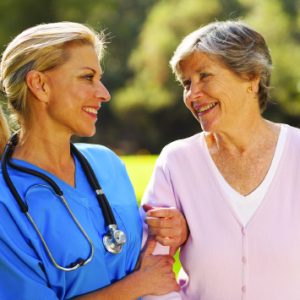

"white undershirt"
[205, 124, 287, 226]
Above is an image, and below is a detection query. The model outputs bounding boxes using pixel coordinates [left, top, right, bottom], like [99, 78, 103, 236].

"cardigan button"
[242, 256, 247, 264]
[241, 227, 246, 235]
[242, 286, 247, 293]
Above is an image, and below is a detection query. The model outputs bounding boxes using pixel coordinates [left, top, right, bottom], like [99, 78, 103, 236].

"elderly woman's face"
[42, 44, 110, 138]
[179, 51, 257, 133]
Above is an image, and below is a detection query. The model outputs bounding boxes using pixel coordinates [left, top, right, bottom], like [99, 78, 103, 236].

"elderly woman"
[0, 22, 180, 299]
[142, 20, 300, 299]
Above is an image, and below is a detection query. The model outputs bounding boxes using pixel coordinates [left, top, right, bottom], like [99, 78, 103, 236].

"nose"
[186, 80, 204, 102]
[95, 80, 111, 102]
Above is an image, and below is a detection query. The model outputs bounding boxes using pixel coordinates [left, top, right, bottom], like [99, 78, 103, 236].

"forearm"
[73, 271, 147, 300]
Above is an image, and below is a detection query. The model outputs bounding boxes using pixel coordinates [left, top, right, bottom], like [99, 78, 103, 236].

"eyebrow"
[181, 63, 213, 78]
[80, 66, 103, 76]
[195, 63, 211, 72]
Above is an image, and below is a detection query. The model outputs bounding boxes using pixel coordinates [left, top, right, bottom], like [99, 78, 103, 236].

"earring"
[247, 86, 252, 93]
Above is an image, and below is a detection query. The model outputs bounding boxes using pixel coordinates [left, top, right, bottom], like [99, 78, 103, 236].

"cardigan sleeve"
[141, 154, 183, 300]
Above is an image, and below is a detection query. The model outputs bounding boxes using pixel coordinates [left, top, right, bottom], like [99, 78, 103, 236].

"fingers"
[143, 205, 189, 249]
[143, 204, 154, 212]
[138, 254, 180, 295]
[169, 246, 178, 256]
[143, 238, 157, 257]
[146, 207, 179, 218]
[155, 235, 182, 248]
[149, 254, 175, 269]
[146, 216, 181, 230]
[146, 215, 186, 246]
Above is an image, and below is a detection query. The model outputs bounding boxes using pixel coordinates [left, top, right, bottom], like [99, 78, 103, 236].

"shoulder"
[160, 132, 204, 159]
[74, 143, 127, 182]
[74, 143, 123, 166]
[75, 143, 118, 157]
[0, 164, 20, 207]
[282, 124, 300, 148]
[285, 124, 300, 137]
[154, 132, 205, 173]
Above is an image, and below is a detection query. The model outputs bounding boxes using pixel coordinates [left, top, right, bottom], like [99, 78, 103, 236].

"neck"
[205, 117, 279, 155]
[12, 127, 74, 171]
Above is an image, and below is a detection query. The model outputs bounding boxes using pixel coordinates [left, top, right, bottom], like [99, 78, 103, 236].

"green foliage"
[0, 0, 56, 52]
[121, 155, 157, 203]
[113, 0, 300, 153]
[113, 0, 223, 112]
[0, 0, 299, 154]
[242, 0, 300, 116]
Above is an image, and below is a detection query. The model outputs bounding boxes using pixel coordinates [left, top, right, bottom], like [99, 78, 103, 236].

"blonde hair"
[0, 105, 10, 155]
[0, 21, 105, 149]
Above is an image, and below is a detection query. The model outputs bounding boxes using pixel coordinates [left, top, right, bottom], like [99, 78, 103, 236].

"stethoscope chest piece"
[2, 134, 128, 271]
[103, 224, 126, 254]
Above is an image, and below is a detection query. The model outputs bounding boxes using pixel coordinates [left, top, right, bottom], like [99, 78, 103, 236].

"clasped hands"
[134, 205, 188, 295]
[143, 204, 189, 256]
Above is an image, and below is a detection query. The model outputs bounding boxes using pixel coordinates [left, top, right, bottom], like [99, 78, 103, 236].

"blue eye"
[83, 74, 94, 81]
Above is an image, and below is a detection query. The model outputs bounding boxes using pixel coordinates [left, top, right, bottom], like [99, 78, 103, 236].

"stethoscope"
[1, 133, 126, 272]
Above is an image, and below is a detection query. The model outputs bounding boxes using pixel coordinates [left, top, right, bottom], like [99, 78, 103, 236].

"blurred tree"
[113, 0, 300, 153]
[0, 0, 157, 152]
[0, 0, 299, 153]
[0, 0, 57, 126]
[242, 0, 300, 118]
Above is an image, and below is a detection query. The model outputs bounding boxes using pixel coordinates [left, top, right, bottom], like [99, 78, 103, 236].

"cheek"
[65, 87, 90, 107]
[208, 81, 236, 103]
[183, 93, 192, 110]
[205, 80, 223, 95]
[76, 85, 94, 100]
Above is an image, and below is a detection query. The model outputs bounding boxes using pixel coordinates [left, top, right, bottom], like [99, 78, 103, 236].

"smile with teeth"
[83, 107, 98, 115]
[193, 102, 218, 114]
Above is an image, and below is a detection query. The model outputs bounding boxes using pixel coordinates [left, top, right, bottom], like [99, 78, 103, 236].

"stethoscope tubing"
[24, 185, 95, 271]
[70, 144, 116, 226]
[1, 133, 126, 271]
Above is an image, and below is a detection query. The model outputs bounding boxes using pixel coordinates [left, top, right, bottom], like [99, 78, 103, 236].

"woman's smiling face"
[179, 51, 257, 134]
[43, 43, 111, 138]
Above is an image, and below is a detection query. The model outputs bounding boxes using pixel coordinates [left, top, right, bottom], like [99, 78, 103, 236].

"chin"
[76, 128, 96, 138]
[200, 120, 219, 133]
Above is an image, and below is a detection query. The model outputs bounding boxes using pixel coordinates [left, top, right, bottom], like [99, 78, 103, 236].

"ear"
[26, 70, 49, 103]
[250, 76, 260, 94]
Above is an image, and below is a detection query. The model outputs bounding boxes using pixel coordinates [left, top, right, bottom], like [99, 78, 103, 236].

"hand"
[143, 204, 189, 256]
[136, 238, 180, 296]
[73, 238, 179, 300]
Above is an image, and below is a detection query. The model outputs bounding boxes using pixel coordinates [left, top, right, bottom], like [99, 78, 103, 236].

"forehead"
[179, 51, 223, 75]
[63, 44, 102, 72]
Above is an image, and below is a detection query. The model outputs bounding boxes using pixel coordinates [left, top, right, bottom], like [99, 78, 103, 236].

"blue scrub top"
[0, 144, 142, 299]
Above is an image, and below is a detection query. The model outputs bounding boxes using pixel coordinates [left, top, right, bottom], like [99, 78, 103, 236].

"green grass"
[121, 155, 182, 275]
[121, 155, 157, 204]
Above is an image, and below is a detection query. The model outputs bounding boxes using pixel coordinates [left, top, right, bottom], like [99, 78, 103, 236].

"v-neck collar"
[198, 124, 288, 228]
[201, 125, 285, 199]
[10, 154, 79, 192]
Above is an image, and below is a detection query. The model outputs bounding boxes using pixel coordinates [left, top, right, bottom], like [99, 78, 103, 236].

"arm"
[74, 239, 179, 299]
[139, 154, 187, 300]
[141, 155, 189, 255]
[0, 221, 178, 300]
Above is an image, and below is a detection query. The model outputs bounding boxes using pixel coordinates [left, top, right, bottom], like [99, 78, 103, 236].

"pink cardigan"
[142, 124, 300, 300]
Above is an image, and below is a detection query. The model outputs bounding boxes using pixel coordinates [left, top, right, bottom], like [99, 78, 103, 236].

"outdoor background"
[0, 0, 299, 155]
[1, 0, 299, 275]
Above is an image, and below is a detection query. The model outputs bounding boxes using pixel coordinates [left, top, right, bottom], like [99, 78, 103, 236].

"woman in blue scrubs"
[0, 22, 180, 299]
